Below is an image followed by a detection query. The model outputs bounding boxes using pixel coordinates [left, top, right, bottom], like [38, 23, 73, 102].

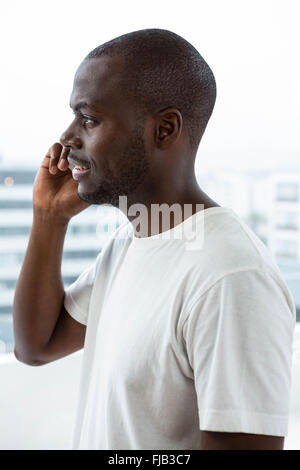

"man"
[13, 29, 296, 450]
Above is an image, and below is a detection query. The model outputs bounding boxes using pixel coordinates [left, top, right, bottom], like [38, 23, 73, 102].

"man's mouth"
[71, 166, 91, 181]
[66, 156, 91, 181]
[67, 155, 91, 171]
[74, 164, 90, 170]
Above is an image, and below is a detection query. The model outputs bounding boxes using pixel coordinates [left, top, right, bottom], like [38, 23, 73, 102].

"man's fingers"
[47, 142, 61, 174]
[57, 146, 70, 171]
[47, 143, 70, 174]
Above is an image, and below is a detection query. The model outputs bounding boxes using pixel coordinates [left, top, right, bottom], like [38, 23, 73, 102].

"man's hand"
[33, 142, 91, 223]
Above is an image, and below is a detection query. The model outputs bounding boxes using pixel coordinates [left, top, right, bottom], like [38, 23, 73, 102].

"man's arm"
[183, 270, 294, 451]
[13, 143, 91, 366]
[32, 303, 86, 365]
[200, 431, 284, 450]
[13, 213, 85, 365]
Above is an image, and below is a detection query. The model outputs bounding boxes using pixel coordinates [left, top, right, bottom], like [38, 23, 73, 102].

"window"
[276, 239, 298, 259]
[276, 183, 299, 202]
[275, 211, 298, 230]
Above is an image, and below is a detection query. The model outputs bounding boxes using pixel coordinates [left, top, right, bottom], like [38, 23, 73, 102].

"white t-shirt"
[64, 206, 296, 450]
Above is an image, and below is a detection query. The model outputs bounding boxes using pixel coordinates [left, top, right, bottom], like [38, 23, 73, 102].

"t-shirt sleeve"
[182, 268, 296, 437]
[63, 252, 102, 326]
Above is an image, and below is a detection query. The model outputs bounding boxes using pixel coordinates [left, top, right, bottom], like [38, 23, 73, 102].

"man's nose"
[59, 126, 82, 149]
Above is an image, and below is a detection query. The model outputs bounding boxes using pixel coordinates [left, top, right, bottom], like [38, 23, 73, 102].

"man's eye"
[82, 116, 94, 126]
[72, 111, 95, 127]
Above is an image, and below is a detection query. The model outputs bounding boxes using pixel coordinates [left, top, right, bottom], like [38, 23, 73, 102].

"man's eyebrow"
[69, 101, 90, 112]
[69, 101, 103, 113]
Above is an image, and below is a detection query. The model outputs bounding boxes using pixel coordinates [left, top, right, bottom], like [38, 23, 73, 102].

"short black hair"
[85, 28, 216, 154]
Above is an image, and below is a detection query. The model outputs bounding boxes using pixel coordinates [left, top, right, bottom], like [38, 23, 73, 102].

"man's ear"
[155, 108, 183, 149]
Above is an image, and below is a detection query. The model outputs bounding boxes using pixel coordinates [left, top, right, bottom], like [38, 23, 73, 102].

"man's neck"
[121, 187, 220, 238]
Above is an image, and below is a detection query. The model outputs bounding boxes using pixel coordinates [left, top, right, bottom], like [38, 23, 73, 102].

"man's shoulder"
[188, 208, 283, 293]
[204, 209, 277, 272]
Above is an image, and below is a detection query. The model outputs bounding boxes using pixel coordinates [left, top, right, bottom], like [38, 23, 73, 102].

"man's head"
[60, 28, 216, 207]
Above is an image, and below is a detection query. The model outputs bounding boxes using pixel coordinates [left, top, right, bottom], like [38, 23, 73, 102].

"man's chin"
[78, 190, 118, 207]
[77, 191, 97, 205]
